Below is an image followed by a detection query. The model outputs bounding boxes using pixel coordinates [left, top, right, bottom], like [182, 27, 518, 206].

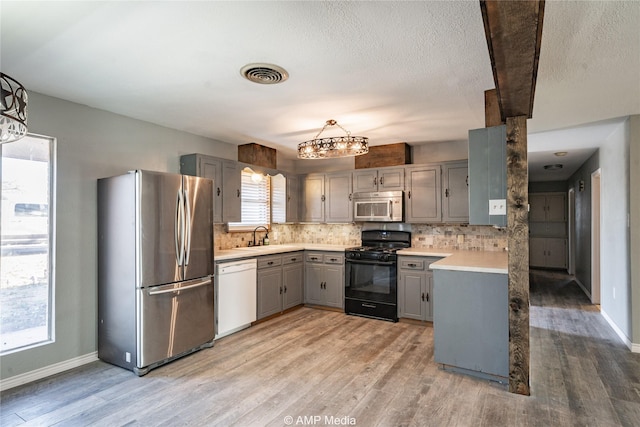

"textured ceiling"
[1, 1, 638, 182]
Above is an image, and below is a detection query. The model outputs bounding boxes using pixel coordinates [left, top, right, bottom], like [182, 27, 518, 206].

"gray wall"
[567, 151, 599, 297]
[566, 116, 638, 347]
[631, 116, 640, 346]
[529, 180, 568, 193]
[599, 119, 631, 341]
[1, 92, 237, 380]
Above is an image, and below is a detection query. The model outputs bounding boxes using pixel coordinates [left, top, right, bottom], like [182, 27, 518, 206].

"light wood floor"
[2, 270, 639, 426]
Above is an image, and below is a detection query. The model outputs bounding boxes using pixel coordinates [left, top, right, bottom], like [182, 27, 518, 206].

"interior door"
[138, 171, 183, 287]
[183, 175, 214, 281]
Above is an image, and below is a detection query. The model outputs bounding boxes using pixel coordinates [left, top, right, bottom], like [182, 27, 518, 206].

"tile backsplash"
[214, 223, 507, 252]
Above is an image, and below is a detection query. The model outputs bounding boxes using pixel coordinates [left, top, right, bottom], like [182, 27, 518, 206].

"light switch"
[489, 199, 506, 215]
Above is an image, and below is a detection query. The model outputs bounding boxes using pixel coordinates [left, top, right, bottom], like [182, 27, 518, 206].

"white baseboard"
[600, 309, 635, 351]
[632, 342, 640, 353]
[0, 351, 98, 392]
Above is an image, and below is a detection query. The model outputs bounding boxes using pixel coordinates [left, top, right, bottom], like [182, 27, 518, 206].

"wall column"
[506, 115, 530, 394]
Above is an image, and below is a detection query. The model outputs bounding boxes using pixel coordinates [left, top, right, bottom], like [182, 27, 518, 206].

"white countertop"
[396, 247, 508, 274]
[215, 244, 352, 261]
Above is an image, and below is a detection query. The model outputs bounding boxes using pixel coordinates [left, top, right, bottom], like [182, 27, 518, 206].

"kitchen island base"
[433, 269, 508, 382]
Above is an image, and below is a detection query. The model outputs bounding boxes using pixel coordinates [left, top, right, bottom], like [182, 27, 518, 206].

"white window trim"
[0, 133, 56, 355]
[226, 170, 271, 232]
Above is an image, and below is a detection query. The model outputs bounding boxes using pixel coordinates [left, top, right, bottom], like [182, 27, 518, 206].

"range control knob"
[380, 254, 389, 262]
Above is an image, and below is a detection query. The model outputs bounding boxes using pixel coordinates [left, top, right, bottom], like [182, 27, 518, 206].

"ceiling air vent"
[240, 63, 289, 85]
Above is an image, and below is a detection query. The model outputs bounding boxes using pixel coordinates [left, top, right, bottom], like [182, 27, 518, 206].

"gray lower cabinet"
[282, 252, 304, 310]
[257, 252, 305, 319]
[433, 269, 508, 382]
[257, 255, 283, 319]
[398, 256, 439, 321]
[529, 237, 567, 269]
[304, 252, 344, 308]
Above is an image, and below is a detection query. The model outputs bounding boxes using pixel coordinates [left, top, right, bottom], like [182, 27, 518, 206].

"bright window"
[227, 169, 270, 232]
[1, 134, 55, 354]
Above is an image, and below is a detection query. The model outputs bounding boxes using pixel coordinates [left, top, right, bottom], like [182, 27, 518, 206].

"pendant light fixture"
[298, 119, 369, 159]
[1, 73, 28, 144]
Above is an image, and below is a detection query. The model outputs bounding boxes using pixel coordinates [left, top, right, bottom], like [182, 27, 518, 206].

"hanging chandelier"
[1, 73, 28, 144]
[298, 119, 369, 159]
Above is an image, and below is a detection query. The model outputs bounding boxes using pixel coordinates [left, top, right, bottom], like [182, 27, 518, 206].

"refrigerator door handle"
[147, 278, 212, 295]
[183, 188, 192, 265]
[175, 189, 185, 266]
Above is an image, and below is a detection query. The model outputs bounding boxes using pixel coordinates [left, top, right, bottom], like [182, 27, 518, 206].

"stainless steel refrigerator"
[98, 170, 214, 375]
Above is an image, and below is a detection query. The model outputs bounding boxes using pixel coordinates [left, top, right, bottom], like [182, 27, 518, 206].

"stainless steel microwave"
[352, 191, 404, 222]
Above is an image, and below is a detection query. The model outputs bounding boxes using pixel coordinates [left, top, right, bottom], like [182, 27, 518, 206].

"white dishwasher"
[215, 258, 257, 339]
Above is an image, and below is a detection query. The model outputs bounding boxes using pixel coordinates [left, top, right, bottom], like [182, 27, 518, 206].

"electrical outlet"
[489, 199, 506, 215]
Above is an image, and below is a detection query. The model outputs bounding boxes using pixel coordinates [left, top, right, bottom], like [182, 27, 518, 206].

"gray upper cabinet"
[286, 175, 301, 223]
[442, 161, 469, 223]
[325, 172, 352, 223]
[530, 193, 566, 222]
[271, 174, 300, 224]
[352, 167, 404, 192]
[302, 172, 353, 223]
[222, 160, 242, 223]
[529, 192, 567, 270]
[181, 153, 242, 223]
[302, 174, 325, 222]
[405, 165, 441, 223]
[468, 125, 507, 227]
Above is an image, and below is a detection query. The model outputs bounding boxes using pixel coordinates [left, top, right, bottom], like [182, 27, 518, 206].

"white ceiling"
[2, 1, 638, 182]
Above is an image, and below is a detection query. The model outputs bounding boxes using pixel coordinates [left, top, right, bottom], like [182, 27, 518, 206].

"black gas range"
[344, 224, 411, 322]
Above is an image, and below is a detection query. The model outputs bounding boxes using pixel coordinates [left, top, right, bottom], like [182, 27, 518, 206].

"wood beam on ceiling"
[480, 0, 545, 121]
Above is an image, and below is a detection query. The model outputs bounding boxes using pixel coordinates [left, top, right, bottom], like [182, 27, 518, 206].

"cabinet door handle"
[426, 292, 430, 302]
[267, 261, 274, 265]
[217, 187, 221, 196]
[237, 189, 240, 197]
[373, 177, 377, 186]
[380, 177, 384, 185]
[408, 190, 411, 199]
[321, 195, 326, 202]
[445, 188, 449, 197]
[349, 193, 352, 201]
[310, 257, 318, 261]
[287, 195, 291, 202]
[421, 293, 425, 301]
[466, 176, 469, 187]
[280, 286, 283, 294]
[291, 258, 297, 262]
[408, 263, 417, 267]
[330, 258, 337, 262]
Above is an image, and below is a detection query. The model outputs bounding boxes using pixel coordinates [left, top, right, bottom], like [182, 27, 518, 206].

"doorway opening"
[591, 169, 601, 305]
[568, 188, 576, 276]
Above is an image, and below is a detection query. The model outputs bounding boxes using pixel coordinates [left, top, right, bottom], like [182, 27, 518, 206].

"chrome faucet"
[251, 226, 269, 246]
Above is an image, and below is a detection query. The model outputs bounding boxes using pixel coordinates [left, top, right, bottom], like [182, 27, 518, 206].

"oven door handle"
[346, 258, 396, 266]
